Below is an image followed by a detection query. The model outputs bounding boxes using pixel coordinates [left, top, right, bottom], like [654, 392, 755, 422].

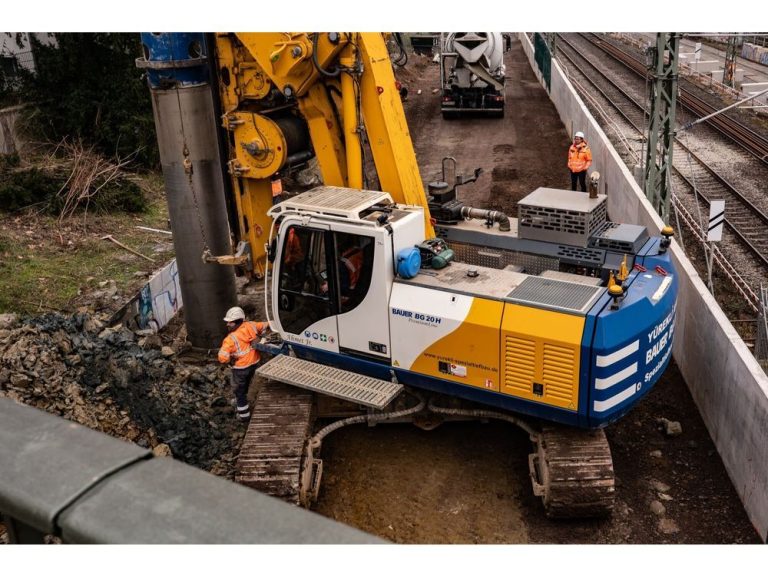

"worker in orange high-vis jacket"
[320, 237, 364, 303]
[218, 306, 269, 422]
[338, 244, 363, 298]
[567, 131, 592, 192]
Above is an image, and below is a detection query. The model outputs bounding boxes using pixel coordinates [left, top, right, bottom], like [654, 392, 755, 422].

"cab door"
[273, 222, 339, 353]
[331, 228, 391, 361]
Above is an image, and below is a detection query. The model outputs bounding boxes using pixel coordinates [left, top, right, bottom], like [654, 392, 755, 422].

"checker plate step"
[257, 354, 403, 409]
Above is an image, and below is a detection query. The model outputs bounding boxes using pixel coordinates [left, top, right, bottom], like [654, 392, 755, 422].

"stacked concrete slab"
[679, 54, 745, 86]
[713, 68, 745, 85]
[685, 59, 720, 74]
[519, 33, 768, 542]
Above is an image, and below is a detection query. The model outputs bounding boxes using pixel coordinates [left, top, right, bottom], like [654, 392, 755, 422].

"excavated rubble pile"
[0, 312, 245, 479]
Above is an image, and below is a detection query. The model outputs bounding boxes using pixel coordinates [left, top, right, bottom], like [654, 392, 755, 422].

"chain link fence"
[11, 50, 35, 72]
[1, 50, 34, 95]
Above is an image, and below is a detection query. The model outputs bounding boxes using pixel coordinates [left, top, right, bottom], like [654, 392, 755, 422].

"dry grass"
[40, 138, 139, 229]
[0, 171, 172, 315]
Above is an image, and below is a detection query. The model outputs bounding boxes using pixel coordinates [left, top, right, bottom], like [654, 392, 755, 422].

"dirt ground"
[311, 36, 761, 544]
[1, 36, 761, 546]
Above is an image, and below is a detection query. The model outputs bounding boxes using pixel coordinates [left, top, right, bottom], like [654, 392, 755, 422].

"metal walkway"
[257, 354, 403, 409]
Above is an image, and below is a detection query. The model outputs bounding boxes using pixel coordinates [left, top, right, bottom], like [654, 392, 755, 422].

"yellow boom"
[214, 32, 433, 276]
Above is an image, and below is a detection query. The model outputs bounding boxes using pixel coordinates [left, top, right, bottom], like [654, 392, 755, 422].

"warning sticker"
[450, 363, 467, 378]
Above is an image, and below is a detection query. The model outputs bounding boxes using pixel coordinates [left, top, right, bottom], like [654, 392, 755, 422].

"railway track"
[583, 33, 768, 164]
[556, 33, 768, 309]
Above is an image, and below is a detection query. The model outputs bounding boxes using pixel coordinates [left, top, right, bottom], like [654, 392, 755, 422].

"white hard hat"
[223, 306, 245, 322]
[574, 131, 585, 139]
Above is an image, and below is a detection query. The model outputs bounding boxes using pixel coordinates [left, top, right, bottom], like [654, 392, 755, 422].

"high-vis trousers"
[231, 363, 257, 421]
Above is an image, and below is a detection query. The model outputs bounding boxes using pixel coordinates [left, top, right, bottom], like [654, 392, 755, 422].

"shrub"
[0, 167, 61, 212]
[17, 34, 159, 168]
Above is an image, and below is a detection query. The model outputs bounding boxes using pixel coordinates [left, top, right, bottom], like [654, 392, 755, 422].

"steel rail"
[582, 33, 768, 164]
[556, 35, 647, 132]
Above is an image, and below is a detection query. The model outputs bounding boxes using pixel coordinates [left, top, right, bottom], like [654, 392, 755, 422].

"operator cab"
[276, 226, 375, 335]
[267, 185, 426, 360]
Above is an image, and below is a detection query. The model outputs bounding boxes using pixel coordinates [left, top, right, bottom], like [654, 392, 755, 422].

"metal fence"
[0, 49, 35, 93]
[533, 33, 552, 92]
[11, 49, 35, 73]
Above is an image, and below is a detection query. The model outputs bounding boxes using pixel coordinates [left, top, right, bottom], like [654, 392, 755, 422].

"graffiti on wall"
[119, 259, 182, 332]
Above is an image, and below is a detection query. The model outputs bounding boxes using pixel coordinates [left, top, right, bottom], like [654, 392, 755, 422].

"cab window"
[332, 232, 375, 314]
[277, 226, 333, 334]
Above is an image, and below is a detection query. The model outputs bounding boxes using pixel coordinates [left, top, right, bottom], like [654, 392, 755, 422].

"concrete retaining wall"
[518, 33, 768, 542]
[111, 259, 182, 332]
[0, 105, 24, 155]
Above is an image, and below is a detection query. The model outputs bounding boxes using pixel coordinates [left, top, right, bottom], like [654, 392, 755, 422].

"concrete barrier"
[687, 60, 720, 74]
[742, 42, 768, 66]
[710, 69, 745, 86]
[111, 259, 183, 332]
[0, 105, 24, 155]
[518, 33, 768, 542]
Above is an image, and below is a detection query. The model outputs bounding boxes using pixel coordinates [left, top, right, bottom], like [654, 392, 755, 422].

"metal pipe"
[460, 206, 511, 231]
[309, 393, 427, 450]
[138, 33, 237, 349]
[206, 33, 241, 242]
[678, 86, 768, 133]
[427, 399, 539, 439]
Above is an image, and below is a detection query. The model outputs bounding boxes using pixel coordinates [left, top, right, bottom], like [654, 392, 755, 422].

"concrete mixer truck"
[440, 32, 506, 118]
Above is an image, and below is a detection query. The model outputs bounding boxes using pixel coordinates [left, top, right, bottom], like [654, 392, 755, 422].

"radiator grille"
[502, 337, 578, 409]
[542, 343, 576, 401]
[504, 336, 536, 392]
[507, 276, 603, 314]
[448, 241, 559, 274]
[555, 245, 605, 264]
[519, 205, 588, 235]
[588, 202, 608, 235]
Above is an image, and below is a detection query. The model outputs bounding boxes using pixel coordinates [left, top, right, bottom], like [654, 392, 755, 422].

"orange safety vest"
[284, 228, 304, 266]
[568, 141, 592, 173]
[340, 247, 363, 290]
[218, 321, 267, 369]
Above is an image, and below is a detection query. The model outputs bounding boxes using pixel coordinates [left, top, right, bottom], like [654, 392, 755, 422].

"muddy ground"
[310, 37, 761, 544]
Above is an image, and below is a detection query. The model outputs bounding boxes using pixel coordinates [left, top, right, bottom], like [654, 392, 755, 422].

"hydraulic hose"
[312, 33, 341, 78]
[309, 392, 427, 450]
[460, 206, 511, 232]
[427, 398, 539, 440]
[392, 33, 408, 67]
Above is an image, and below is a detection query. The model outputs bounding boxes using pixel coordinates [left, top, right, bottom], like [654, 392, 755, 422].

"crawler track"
[530, 426, 615, 518]
[235, 381, 315, 504]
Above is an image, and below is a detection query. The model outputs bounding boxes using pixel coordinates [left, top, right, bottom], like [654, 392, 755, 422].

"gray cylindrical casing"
[150, 84, 237, 349]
